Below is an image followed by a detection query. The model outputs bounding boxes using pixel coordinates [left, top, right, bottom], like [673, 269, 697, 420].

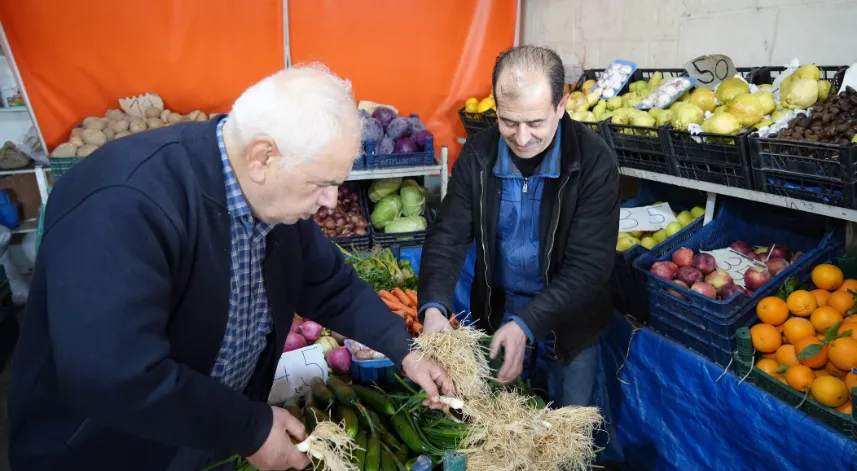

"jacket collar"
[493, 123, 562, 179]
[179, 114, 231, 209]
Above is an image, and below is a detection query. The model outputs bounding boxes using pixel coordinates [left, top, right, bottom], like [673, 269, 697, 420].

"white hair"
[224, 63, 361, 170]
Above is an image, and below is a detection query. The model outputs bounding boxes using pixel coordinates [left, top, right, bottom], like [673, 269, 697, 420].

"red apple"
[745, 252, 761, 261]
[705, 269, 734, 293]
[744, 266, 772, 291]
[672, 247, 695, 268]
[730, 241, 752, 254]
[768, 244, 791, 260]
[650, 261, 678, 280]
[691, 281, 716, 299]
[719, 284, 748, 299]
[666, 280, 688, 300]
[676, 266, 704, 286]
[692, 253, 717, 275]
[765, 258, 790, 276]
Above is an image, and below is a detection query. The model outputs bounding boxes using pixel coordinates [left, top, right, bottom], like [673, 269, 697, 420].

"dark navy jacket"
[8, 117, 412, 470]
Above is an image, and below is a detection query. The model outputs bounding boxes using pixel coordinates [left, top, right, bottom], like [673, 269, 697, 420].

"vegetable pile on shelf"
[778, 86, 857, 144]
[340, 246, 418, 293]
[315, 185, 370, 238]
[368, 178, 427, 234]
[360, 106, 433, 156]
[749, 263, 857, 415]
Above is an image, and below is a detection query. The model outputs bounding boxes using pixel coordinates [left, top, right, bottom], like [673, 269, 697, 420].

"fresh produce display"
[567, 70, 663, 122]
[616, 204, 705, 251]
[368, 178, 428, 233]
[340, 246, 418, 293]
[651, 241, 803, 300]
[748, 263, 857, 416]
[314, 185, 370, 238]
[377, 288, 459, 338]
[639, 76, 696, 110]
[286, 315, 352, 374]
[462, 94, 496, 114]
[777, 86, 857, 144]
[589, 60, 638, 100]
[360, 107, 433, 155]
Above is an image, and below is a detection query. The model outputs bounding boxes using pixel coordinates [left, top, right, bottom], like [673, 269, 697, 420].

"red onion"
[323, 218, 336, 230]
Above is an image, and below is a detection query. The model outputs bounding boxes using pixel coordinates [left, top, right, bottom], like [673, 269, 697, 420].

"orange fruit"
[812, 264, 844, 291]
[755, 358, 780, 376]
[794, 336, 828, 369]
[826, 290, 855, 315]
[782, 317, 815, 345]
[827, 337, 857, 371]
[811, 376, 849, 408]
[825, 361, 849, 378]
[775, 344, 799, 367]
[810, 306, 843, 334]
[761, 353, 777, 360]
[837, 323, 857, 341]
[811, 289, 830, 307]
[845, 371, 857, 391]
[785, 364, 815, 391]
[756, 297, 789, 325]
[787, 290, 817, 316]
[843, 315, 857, 325]
[837, 400, 852, 414]
[751, 323, 783, 353]
[836, 279, 857, 293]
[814, 369, 830, 378]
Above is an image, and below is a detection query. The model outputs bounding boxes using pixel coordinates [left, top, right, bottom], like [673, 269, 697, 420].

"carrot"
[378, 290, 398, 304]
[384, 299, 411, 312]
[405, 317, 415, 327]
[405, 290, 419, 307]
[392, 288, 411, 307]
[392, 309, 407, 318]
[449, 318, 459, 329]
[411, 322, 423, 335]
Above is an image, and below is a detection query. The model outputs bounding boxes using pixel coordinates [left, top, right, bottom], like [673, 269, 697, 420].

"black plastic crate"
[746, 65, 848, 89]
[458, 107, 496, 137]
[750, 135, 857, 209]
[667, 127, 753, 189]
[363, 178, 433, 249]
[604, 121, 674, 174]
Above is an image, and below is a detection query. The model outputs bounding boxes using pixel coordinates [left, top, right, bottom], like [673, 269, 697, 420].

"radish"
[301, 320, 323, 342]
[284, 332, 307, 352]
[327, 347, 351, 373]
[290, 315, 304, 334]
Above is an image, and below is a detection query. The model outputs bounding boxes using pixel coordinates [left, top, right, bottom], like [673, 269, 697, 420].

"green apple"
[676, 210, 694, 227]
[630, 230, 644, 238]
[690, 206, 705, 218]
[652, 229, 667, 243]
[665, 222, 683, 237]
[616, 237, 640, 252]
[618, 232, 631, 240]
[640, 236, 658, 249]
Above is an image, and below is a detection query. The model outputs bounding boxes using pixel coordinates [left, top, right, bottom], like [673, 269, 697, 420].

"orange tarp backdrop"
[0, 1, 285, 150]
[289, 0, 517, 167]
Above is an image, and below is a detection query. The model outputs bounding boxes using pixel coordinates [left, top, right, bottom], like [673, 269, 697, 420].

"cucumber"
[390, 413, 434, 455]
[304, 405, 327, 434]
[380, 447, 395, 471]
[333, 404, 359, 438]
[310, 377, 335, 410]
[380, 442, 408, 471]
[365, 432, 381, 471]
[285, 404, 303, 421]
[327, 376, 360, 406]
[352, 384, 396, 416]
[378, 424, 407, 457]
[355, 432, 367, 470]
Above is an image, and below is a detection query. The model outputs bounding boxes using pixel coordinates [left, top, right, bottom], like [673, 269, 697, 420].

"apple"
[690, 206, 705, 218]
[745, 252, 761, 261]
[705, 269, 734, 293]
[640, 236, 658, 249]
[676, 211, 695, 227]
[671, 247, 694, 268]
[730, 241, 752, 254]
[650, 261, 678, 280]
[692, 253, 717, 275]
[652, 229, 667, 243]
[765, 258, 790, 276]
[720, 284, 748, 299]
[617, 237, 639, 252]
[630, 231, 645, 238]
[665, 222, 683, 237]
[744, 266, 772, 291]
[754, 246, 770, 258]
[768, 244, 791, 260]
[691, 281, 717, 299]
[676, 266, 704, 285]
[666, 279, 688, 300]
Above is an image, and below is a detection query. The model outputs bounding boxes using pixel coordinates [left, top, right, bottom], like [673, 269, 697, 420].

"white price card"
[267, 343, 328, 405]
[684, 54, 738, 89]
[700, 248, 767, 288]
[618, 203, 678, 232]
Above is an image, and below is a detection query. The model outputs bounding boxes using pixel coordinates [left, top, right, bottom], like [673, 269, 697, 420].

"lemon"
[465, 102, 479, 113]
[477, 98, 494, 113]
[465, 97, 478, 107]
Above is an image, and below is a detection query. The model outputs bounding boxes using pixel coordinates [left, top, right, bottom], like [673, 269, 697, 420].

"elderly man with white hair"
[8, 66, 453, 471]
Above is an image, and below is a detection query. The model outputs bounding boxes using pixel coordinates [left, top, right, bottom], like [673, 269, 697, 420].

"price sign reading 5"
[618, 203, 679, 232]
[267, 343, 328, 405]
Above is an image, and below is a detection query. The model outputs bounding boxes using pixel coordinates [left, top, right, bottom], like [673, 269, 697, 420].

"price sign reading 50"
[619, 203, 679, 232]
[267, 343, 328, 405]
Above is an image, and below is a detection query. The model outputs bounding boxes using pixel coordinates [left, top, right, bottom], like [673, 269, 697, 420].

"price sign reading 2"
[618, 203, 678, 232]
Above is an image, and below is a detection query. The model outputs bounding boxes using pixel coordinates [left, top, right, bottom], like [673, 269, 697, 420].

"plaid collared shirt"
[209, 117, 275, 392]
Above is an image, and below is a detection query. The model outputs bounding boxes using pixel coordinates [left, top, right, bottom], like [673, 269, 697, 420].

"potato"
[105, 109, 125, 121]
[70, 127, 84, 139]
[70, 135, 85, 147]
[144, 107, 161, 119]
[114, 131, 131, 139]
[160, 109, 170, 122]
[167, 112, 184, 124]
[196, 112, 208, 122]
[51, 142, 78, 158]
[146, 118, 164, 129]
[82, 128, 108, 146]
[110, 119, 129, 133]
[83, 116, 107, 130]
[129, 118, 146, 133]
[186, 110, 201, 121]
[76, 144, 99, 157]
[103, 127, 115, 140]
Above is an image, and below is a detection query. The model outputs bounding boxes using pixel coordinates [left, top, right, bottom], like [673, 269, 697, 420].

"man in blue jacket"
[418, 46, 619, 408]
[9, 66, 452, 471]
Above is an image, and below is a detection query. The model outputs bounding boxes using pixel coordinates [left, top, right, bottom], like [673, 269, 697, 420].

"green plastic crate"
[49, 156, 83, 181]
[734, 327, 857, 440]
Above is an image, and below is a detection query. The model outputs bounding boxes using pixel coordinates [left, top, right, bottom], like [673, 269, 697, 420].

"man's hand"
[401, 352, 455, 409]
[422, 307, 453, 334]
[489, 322, 528, 384]
[246, 406, 311, 471]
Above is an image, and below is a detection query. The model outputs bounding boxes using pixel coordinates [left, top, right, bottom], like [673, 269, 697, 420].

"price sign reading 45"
[619, 203, 679, 232]
[267, 343, 328, 405]
[683, 54, 737, 89]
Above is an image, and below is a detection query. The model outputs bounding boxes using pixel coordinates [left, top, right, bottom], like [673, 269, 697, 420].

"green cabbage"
[384, 216, 427, 233]
[370, 195, 402, 229]
[399, 179, 425, 217]
[368, 178, 402, 202]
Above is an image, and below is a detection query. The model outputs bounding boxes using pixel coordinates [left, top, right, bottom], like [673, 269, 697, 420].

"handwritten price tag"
[684, 54, 737, 89]
[267, 344, 328, 405]
[700, 248, 766, 288]
[618, 203, 678, 232]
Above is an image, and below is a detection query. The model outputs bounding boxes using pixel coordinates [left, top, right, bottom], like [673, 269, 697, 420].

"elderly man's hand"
[489, 322, 528, 384]
[246, 406, 311, 471]
[401, 352, 455, 409]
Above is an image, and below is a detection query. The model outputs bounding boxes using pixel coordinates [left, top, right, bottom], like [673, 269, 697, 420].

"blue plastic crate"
[351, 155, 366, 171]
[364, 114, 435, 169]
[612, 181, 707, 321]
[648, 312, 746, 367]
[350, 356, 397, 386]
